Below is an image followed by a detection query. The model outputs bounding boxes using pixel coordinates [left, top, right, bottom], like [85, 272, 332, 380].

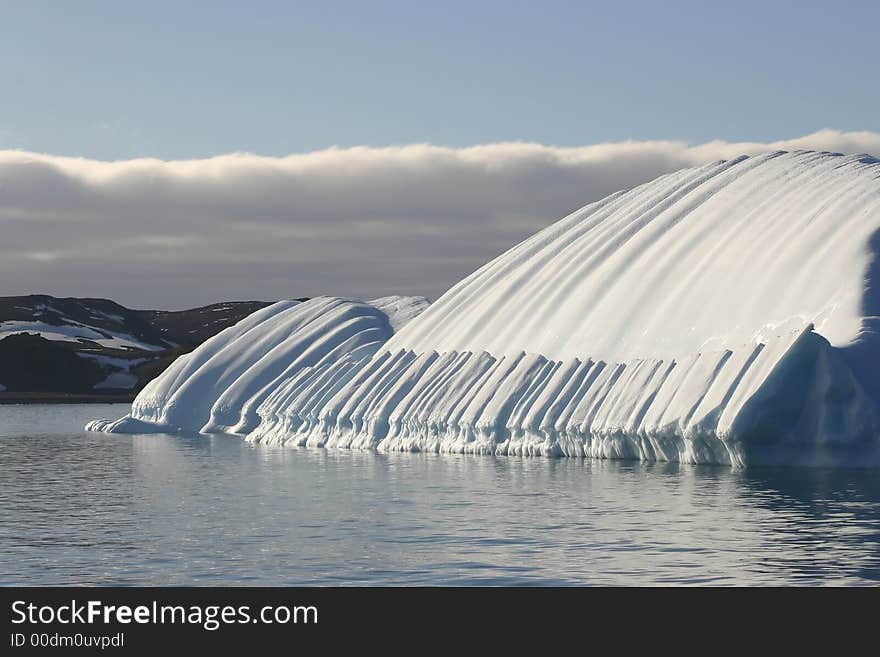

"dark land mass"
[0, 294, 309, 403]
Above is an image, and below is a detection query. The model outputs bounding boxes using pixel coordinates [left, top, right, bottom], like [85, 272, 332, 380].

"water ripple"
[2, 404, 880, 585]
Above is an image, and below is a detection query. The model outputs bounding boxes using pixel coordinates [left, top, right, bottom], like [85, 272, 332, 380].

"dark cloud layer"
[1, 129, 878, 308]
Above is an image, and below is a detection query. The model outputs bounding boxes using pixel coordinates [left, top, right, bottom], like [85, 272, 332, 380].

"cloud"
[1, 128, 878, 308]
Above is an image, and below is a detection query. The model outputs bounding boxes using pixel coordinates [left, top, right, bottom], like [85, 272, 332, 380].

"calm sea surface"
[2, 403, 880, 585]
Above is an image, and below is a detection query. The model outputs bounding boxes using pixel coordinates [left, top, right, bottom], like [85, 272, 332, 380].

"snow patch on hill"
[0, 320, 165, 351]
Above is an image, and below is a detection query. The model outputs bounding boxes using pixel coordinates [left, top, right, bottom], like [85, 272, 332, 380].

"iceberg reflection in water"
[5, 404, 880, 585]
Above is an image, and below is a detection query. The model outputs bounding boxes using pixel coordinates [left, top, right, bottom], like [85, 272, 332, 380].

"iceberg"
[89, 151, 880, 467]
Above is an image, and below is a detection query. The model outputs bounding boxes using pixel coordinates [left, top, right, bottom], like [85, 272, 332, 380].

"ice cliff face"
[89, 151, 880, 466]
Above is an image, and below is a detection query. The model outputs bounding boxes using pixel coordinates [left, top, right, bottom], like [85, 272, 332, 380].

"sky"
[1, 1, 879, 308]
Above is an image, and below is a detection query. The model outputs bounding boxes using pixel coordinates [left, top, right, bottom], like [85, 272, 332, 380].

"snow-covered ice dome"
[89, 151, 880, 467]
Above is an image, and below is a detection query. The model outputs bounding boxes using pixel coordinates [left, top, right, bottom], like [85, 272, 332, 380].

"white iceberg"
[86, 296, 429, 434]
[89, 151, 880, 466]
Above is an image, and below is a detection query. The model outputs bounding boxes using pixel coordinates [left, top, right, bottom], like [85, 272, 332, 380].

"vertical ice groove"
[551, 360, 605, 433]
[630, 360, 677, 434]
[506, 360, 561, 432]
[522, 358, 584, 435]
[678, 350, 734, 433]
[359, 351, 437, 442]
[575, 362, 628, 434]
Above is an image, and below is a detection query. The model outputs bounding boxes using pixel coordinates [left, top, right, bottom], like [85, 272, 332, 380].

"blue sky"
[2, 0, 878, 160]
[2, 1, 879, 307]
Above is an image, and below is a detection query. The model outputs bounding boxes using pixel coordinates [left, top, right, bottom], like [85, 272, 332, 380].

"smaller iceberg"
[87, 296, 429, 435]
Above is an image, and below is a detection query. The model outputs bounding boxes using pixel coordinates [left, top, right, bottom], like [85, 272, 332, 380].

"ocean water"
[2, 404, 880, 586]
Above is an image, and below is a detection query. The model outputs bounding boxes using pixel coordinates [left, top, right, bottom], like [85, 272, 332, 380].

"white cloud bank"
[1, 128, 878, 308]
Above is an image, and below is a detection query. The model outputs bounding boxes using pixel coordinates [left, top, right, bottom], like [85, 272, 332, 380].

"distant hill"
[0, 294, 303, 401]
